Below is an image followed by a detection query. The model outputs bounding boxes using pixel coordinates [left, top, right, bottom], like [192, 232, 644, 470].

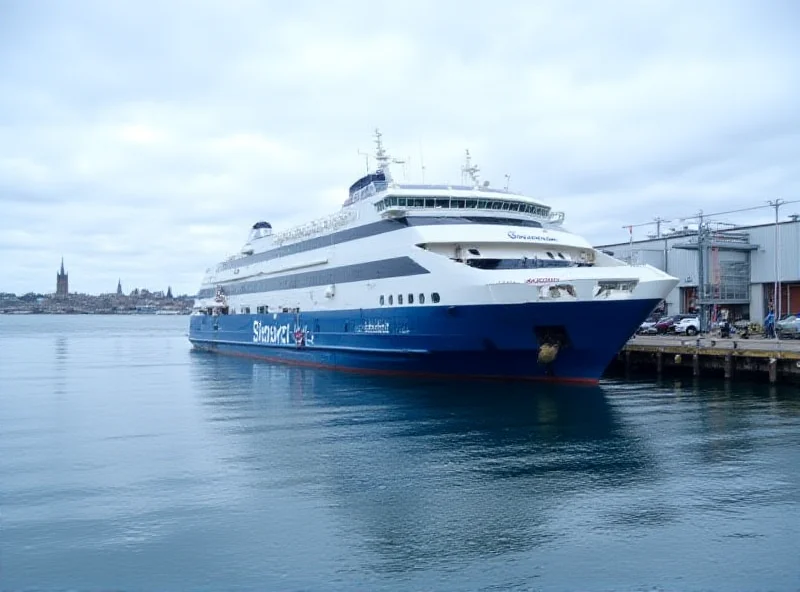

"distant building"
[166, 286, 173, 299]
[117, 279, 123, 296]
[56, 258, 69, 298]
[596, 218, 800, 324]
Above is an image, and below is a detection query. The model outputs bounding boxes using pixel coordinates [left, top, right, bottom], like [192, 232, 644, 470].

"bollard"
[768, 358, 777, 384]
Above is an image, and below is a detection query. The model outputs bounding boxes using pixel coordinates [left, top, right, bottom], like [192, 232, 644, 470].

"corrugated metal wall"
[748, 222, 800, 284]
[667, 249, 698, 286]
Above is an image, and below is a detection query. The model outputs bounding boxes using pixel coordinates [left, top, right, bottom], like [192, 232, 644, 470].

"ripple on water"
[1, 317, 799, 591]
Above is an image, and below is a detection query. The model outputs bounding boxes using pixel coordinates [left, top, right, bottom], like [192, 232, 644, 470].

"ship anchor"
[537, 343, 560, 365]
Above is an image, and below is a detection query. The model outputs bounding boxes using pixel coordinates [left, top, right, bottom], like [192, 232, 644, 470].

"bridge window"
[375, 195, 552, 218]
[431, 292, 440, 303]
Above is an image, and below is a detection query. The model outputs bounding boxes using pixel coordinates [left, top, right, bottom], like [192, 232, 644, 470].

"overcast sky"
[1, 0, 798, 295]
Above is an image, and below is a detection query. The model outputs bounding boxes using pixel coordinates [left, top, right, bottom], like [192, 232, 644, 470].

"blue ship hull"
[188, 299, 659, 384]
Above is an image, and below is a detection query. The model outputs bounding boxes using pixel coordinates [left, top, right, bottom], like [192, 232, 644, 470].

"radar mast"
[373, 129, 393, 183]
[461, 149, 480, 188]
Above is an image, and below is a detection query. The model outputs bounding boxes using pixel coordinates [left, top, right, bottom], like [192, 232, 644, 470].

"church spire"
[56, 257, 68, 298]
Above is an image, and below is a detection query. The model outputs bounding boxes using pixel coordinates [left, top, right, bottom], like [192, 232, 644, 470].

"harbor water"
[1, 315, 798, 591]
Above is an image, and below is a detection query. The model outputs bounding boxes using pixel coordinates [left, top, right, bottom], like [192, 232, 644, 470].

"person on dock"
[764, 309, 776, 338]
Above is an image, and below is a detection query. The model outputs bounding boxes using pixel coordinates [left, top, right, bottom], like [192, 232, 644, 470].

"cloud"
[0, 0, 798, 294]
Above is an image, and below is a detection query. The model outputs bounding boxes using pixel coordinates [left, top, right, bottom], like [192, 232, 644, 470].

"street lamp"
[768, 198, 785, 334]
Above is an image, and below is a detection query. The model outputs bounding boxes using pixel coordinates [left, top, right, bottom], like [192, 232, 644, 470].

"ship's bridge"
[343, 171, 388, 207]
[341, 132, 564, 226]
[372, 185, 564, 226]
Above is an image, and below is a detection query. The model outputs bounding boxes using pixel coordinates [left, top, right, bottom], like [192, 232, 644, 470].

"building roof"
[596, 219, 799, 249]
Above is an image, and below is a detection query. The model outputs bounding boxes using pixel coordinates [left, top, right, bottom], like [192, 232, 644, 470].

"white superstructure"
[193, 130, 676, 316]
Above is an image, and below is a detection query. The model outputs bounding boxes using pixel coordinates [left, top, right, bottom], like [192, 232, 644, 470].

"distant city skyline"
[0, 257, 192, 297]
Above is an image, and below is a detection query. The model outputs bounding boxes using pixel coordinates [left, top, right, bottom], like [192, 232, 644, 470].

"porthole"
[380, 295, 385, 306]
[408, 293, 414, 304]
[468, 248, 480, 256]
[398, 294, 403, 305]
[388, 295, 393, 305]
[419, 293, 425, 304]
[432, 292, 440, 303]
[546, 252, 555, 259]
[557, 252, 566, 260]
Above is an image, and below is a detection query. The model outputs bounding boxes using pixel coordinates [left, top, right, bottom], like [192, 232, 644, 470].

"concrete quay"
[608, 335, 800, 384]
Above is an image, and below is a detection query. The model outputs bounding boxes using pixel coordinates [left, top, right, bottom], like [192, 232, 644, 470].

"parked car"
[776, 315, 800, 338]
[638, 316, 661, 334]
[674, 316, 700, 336]
[654, 314, 695, 334]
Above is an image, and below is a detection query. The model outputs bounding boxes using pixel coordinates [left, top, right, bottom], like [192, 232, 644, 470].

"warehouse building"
[595, 217, 800, 324]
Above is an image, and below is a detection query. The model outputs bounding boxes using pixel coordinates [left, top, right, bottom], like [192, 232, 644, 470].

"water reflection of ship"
[190, 355, 656, 570]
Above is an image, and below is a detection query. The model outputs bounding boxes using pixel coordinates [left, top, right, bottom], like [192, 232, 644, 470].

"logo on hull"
[253, 320, 314, 346]
[507, 230, 557, 242]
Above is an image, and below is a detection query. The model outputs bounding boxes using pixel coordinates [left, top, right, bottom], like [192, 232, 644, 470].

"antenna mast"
[373, 128, 394, 183]
[419, 140, 426, 183]
[356, 150, 370, 174]
[461, 149, 480, 188]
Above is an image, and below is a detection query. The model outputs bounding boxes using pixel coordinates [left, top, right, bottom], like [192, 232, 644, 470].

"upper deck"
[209, 130, 568, 273]
[343, 135, 561, 224]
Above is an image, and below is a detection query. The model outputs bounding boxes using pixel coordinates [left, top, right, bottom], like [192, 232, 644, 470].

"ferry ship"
[188, 131, 678, 384]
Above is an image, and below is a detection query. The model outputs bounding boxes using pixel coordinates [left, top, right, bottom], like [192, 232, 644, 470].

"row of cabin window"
[466, 247, 568, 260]
[380, 292, 440, 306]
[375, 196, 550, 218]
[239, 306, 300, 314]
